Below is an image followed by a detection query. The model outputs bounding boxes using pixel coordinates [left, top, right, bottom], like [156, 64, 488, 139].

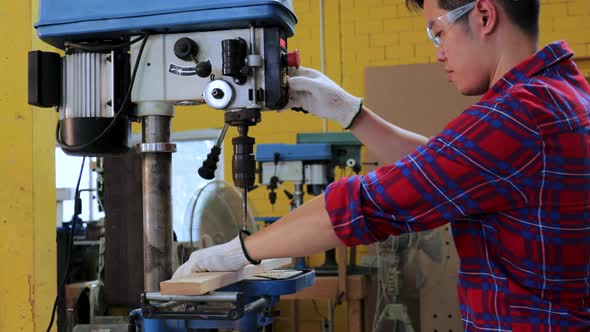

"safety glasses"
[426, 1, 476, 47]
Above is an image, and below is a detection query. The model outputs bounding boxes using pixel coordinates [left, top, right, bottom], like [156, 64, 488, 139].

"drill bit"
[242, 187, 248, 231]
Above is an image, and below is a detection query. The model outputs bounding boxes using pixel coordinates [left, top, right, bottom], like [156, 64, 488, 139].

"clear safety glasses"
[426, 1, 476, 48]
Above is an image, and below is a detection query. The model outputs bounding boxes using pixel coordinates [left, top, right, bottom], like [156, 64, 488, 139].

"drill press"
[29, 1, 313, 330]
[256, 132, 364, 274]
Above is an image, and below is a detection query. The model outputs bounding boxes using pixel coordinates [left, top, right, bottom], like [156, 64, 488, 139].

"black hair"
[406, 0, 540, 37]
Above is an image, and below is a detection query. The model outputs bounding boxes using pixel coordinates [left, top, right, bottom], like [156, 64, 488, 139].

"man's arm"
[244, 194, 341, 260]
[242, 108, 429, 260]
[350, 106, 429, 165]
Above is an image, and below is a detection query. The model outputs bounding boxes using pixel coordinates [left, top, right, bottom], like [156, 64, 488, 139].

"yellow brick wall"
[339, 0, 590, 98]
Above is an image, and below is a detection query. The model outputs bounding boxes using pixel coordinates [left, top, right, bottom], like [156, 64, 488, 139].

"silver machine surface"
[131, 29, 267, 109]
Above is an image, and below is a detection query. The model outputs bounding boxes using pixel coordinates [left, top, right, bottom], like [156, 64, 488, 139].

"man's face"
[423, 0, 490, 96]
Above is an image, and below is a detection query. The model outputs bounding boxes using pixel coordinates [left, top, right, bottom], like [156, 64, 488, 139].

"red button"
[287, 49, 300, 68]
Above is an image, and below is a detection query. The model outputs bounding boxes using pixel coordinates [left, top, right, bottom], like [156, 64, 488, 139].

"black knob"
[174, 37, 199, 62]
[198, 146, 221, 180]
[196, 60, 212, 78]
[211, 88, 225, 99]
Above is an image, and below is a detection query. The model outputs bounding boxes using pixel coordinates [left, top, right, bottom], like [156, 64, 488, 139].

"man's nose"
[436, 47, 447, 62]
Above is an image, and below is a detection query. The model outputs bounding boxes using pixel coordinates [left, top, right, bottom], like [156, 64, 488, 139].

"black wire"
[64, 35, 146, 52]
[46, 157, 86, 332]
[56, 33, 150, 152]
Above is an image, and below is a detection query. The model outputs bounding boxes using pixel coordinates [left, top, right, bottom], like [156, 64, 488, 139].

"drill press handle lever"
[198, 146, 222, 180]
[198, 123, 229, 180]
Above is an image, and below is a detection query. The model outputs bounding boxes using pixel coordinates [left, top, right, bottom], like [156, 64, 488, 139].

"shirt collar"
[483, 41, 574, 100]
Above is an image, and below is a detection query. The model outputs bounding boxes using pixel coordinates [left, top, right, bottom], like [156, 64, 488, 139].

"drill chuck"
[232, 133, 256, 189]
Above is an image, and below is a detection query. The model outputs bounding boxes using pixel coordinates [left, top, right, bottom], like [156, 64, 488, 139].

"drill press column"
[137, 102, 176, 292]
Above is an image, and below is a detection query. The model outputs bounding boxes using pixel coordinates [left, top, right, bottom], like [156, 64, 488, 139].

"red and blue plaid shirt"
[325, 41, 590, 331]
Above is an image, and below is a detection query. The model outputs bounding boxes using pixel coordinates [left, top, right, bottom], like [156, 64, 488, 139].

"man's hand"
[172, 236, 249, 279]
[287, 67, 363, 129]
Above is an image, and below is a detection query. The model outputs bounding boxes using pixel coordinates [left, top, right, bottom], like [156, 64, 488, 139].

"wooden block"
[160, 258, 291, 295]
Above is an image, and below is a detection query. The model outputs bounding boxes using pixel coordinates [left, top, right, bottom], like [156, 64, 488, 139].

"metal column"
[137, 102, 176, 292]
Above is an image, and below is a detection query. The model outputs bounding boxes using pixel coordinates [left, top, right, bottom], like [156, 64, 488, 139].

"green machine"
[297, 132, 363, 275]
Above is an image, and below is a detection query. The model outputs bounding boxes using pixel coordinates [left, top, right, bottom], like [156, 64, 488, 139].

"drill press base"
[130, 269, 314, 331]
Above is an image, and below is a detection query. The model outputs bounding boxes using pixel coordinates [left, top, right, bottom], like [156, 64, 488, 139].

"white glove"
[286, 67, 363, 129]
[172, 236, 249, 279]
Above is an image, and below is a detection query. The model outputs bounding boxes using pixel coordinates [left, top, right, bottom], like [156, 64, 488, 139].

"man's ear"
[474, 0, 498, 35]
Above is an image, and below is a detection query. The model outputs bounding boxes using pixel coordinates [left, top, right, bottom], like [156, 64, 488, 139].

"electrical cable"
[56, 33, 150, 152]
[46, 157, 86, 332]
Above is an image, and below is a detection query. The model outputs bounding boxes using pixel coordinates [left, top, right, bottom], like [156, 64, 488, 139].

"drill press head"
[30, 0, 298, 157]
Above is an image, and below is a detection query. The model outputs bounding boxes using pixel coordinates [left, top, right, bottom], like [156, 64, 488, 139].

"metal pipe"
[292, 182, 304, 332]
[216, 123, 230, 147]
[319, 0, 327, 132]
[319, 0, 325, 75]
[88, 164, 93, 221]
[154, 301, 183, 311]
[293, 183, 304, 207]
[145, 292, 240, 303]
[249, 26, 258, 107]
[244, 297, 269, 313]
[142, 115, 173, 291]
[242, 188, 248, 230]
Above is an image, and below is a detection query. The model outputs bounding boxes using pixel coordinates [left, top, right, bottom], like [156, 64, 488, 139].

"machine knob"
[204, 80, 234, 109]
[211, 88, 225, 99]
[174, 37, 199, 62]
[286, 49, 300, 68]
[196, 60, 212, 78]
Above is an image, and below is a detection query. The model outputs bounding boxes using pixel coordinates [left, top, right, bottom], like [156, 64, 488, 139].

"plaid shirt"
[325, 41, 590, 331]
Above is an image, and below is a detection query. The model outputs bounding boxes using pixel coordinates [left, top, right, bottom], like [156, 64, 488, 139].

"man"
[174, 0, 590, 330]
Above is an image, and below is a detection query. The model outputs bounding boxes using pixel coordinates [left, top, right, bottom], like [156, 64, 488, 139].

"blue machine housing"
[35, 0, 297, 49]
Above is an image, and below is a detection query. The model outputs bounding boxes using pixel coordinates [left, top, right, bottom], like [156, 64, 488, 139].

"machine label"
[168, 64, 197, 76]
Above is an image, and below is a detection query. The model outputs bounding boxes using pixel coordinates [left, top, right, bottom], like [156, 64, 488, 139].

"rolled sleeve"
[325, 175, 381, 246]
